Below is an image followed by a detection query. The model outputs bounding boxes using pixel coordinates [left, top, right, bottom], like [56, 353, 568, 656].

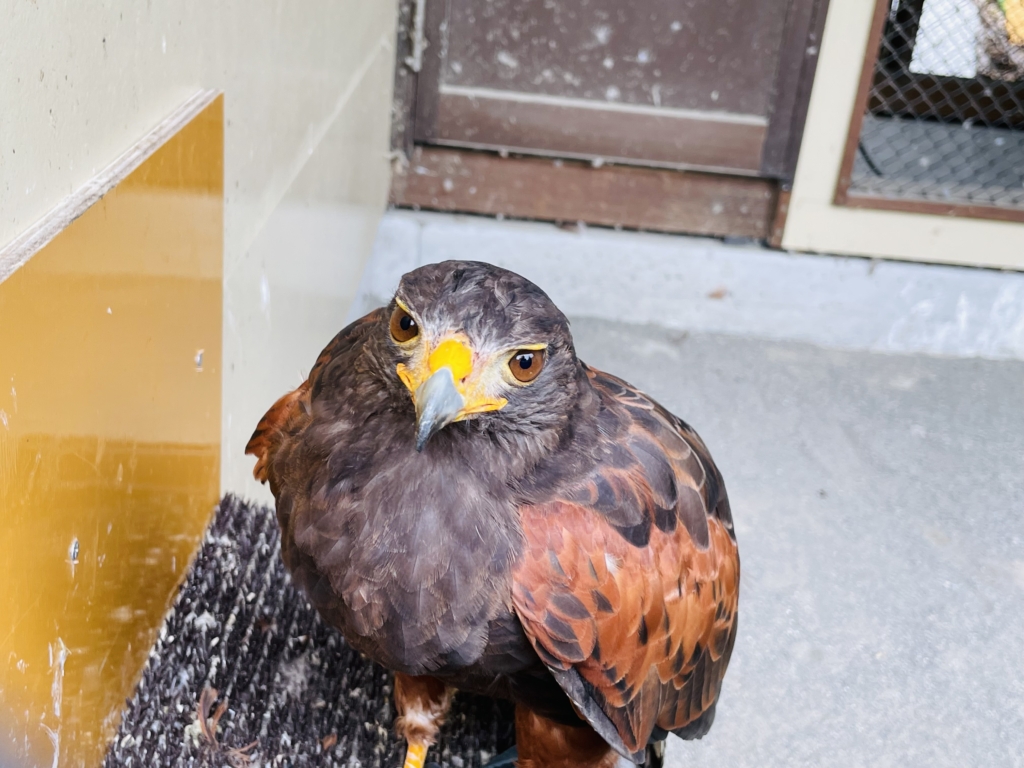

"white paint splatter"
[889, 374, 917, 390]
[1013, 561, 1024, 591]
[280, 653, 312, 699]
[184, 717, 204, 747]
[952, 293, 971, 346]
[42, 725, 58, 768]
[593, 25, 611, 44]
[109, 606, 132, 623]
[496, 50, 519, 69]
[44, 638, 69, 768]
[260, 273, 271, 317]
[605, 85, 621, 101]
[68, 539, 79, 578]
[193, 611, 218, 632]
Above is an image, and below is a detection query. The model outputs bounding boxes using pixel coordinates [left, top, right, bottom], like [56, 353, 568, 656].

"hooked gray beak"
[414, 367, 466, 451]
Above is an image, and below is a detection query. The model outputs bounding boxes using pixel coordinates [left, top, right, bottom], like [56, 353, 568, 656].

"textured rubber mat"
[104, 495, 515, 767]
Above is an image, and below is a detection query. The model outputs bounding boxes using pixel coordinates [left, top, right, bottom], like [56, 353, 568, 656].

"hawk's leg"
[393, 673, 454, 768]
[514, 705, 619, 768]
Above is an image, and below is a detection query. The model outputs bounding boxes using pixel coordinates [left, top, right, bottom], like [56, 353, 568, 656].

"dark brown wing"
[245, 308, 384, 486]
[511, 366, 739, 763]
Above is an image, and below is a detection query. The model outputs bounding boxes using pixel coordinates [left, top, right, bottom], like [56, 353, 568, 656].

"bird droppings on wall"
[68, 539, 79, 578]
[43, 638, 70, 768]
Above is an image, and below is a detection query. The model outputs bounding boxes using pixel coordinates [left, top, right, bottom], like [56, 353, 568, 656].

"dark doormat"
[104, 495, 515, 767]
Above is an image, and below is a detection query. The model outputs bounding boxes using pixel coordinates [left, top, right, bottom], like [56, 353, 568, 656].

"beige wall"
[1, 0, 398, 497]
[782, 0, 1024, 269]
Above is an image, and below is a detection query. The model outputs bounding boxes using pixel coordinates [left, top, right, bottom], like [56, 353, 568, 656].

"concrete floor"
[357, 211, 1024, 767]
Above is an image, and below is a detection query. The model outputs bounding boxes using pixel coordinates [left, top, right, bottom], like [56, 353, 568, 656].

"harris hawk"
[246, 261, 739, 768]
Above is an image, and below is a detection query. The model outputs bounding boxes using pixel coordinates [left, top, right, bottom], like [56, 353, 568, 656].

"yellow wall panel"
[0, 97, 223, 768]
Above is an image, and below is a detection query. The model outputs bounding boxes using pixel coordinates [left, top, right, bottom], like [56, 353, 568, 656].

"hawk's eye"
[390, 306, 419, 343]
[509, 349, 545, 383]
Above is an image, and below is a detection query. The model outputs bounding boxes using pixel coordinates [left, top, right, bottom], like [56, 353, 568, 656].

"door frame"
[391, 0, 831, 241]
[832, 0, 1024, 224]
[782, 0, 1024, 270]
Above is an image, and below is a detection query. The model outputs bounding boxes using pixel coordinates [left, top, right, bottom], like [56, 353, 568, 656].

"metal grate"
[848, 0, 1024, 213]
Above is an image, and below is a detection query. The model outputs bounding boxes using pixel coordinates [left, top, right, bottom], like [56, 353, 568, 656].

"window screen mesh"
[848, 0, 1024, 212]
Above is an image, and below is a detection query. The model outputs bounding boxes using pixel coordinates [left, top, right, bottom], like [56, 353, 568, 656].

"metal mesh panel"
[849, 0, 1024, 212]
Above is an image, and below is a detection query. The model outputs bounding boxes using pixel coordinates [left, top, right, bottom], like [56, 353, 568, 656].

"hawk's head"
[374, 261, 581, 452]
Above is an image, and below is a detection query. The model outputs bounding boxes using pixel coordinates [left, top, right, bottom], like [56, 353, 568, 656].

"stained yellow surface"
[0, 97, 223, 767]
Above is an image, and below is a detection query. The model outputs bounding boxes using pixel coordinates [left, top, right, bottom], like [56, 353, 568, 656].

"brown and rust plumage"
[246, 262, 739, 767]
[512, 368, 738, 761]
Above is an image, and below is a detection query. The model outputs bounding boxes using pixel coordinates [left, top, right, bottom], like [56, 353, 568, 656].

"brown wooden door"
[411, 0, 826, 180]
